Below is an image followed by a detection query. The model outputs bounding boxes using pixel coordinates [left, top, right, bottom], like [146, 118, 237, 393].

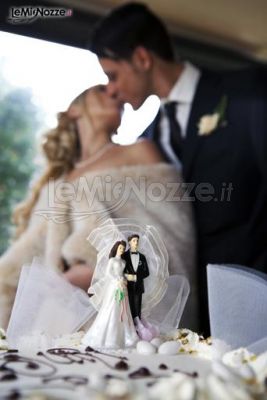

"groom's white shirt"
[130, 253, 139, 272]
[159, 62, 201, 169]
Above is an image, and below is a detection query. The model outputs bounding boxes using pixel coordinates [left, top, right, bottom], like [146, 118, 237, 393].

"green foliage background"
[0, 79, 41, 254]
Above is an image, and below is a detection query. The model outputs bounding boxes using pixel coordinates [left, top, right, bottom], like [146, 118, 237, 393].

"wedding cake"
[0, 328, 266, 400]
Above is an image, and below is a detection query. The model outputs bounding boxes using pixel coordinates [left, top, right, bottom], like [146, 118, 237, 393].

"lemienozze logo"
[7, 6, 73, 24]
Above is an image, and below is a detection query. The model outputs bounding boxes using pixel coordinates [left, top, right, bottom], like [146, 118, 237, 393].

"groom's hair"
[128, 234, 139, 242]
[89, 2, 175, 62]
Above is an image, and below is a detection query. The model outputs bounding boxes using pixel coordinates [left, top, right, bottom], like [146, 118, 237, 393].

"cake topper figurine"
[82, 240, 138, 349]
[82, 218, 189, 349]
[122, 234, 149, 322]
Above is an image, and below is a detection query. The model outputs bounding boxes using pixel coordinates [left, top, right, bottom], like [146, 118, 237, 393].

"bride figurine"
[82, 240, 138, 349]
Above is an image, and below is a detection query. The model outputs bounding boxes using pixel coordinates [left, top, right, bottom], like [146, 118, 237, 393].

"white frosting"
[158, 341, 181, 355]
[0, 328, 8, 350]
[223, 347, 256, 367]
[0, 339, 8, 351]
[167, 328, 200, 352]
[150, 337, 164, 348]
[136, 340, 157, 355]
[1, 328, 267, 399]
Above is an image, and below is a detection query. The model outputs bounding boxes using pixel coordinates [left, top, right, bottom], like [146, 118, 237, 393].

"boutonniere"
[198, 95, 227, 136]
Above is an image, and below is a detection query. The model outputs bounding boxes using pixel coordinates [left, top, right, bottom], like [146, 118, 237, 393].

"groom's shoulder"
[139, 252, 147, 259]
[201, 66, 265, 87]
[219, 67, 266, 93]
[122, 250, 130, 258]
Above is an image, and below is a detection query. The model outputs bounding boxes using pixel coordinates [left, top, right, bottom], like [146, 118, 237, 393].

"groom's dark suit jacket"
[142, 68, 267, 274]
[122, 250, 149, 293]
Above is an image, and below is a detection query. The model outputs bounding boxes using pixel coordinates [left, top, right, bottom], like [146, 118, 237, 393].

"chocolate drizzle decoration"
[159, 363, 168, 370]
[129, 367, 152, 379]
[43, 374, 88, 386]
[0, 372, 17, 382]
[114, 360, 129, 371]
[5, 389, 21, 399]
[0, 345, 199, 398]
[173, 368, 198, 378]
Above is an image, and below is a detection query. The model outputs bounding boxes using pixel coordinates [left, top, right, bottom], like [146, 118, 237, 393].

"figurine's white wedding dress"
[82, 256, 138, 349]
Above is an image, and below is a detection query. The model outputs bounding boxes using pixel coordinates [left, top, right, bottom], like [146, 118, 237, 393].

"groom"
[89, 2, 267, 333]
[122, 234, 149, 320]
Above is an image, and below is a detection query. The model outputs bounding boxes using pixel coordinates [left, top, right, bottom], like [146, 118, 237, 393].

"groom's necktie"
[164, 101, 183, 160]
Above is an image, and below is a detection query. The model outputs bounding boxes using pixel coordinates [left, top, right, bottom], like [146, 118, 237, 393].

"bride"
[82, 240, 138, 349]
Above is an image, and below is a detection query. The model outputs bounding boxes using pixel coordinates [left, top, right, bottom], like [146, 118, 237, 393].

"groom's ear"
[132, 46, 153, 71]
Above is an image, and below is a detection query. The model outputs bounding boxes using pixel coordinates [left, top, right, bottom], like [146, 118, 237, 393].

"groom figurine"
[122, 234, 149, 320]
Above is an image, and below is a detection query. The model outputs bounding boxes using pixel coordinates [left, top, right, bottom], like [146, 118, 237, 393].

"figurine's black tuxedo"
[141, 67, 267, 332]
[122, 250, 149, 319]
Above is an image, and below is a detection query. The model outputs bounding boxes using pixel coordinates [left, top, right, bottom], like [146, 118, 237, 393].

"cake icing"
[1, 328, 266, 400]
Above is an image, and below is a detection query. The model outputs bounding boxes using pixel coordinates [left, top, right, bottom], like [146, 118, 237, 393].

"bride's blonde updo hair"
[12, 95, 83, 239]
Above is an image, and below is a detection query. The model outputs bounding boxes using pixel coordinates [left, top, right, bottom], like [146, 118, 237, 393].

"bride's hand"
[64, 263, 93, 291]
[116, 276, 127, 289]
